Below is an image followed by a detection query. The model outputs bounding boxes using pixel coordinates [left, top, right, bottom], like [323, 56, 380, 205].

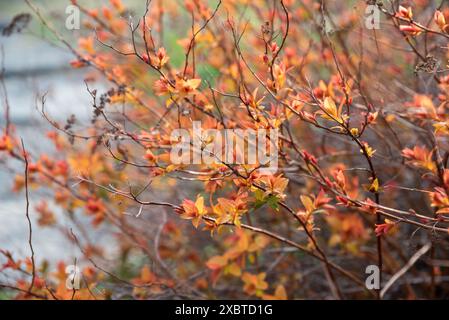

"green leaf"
[266, 195, 280, 211]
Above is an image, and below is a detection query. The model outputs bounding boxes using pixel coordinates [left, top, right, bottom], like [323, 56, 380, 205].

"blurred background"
[0, 0, 224, 294]
[0, 0, 148, 267]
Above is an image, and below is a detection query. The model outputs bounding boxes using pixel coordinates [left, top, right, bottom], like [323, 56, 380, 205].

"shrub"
[1, 0, 449, 300]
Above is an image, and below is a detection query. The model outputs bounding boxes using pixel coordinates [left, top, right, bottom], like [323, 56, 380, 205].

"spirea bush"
[1, 0, 449, 300]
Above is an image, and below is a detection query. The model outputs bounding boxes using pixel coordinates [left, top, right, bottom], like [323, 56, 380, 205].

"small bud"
[142, 53, 151, 64]
[262, 54, 269, 64]
[397, 6, 412, 19]
[367, 111, 378, 124]
[399, 24, 422, 36]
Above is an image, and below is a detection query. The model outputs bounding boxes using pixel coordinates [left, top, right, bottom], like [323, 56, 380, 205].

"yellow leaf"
[195, 196, 206, 215]
[300, 195, 315, 213]
[360, 142, 376, 158]
[227, 263, 242, 276]
[369, 178, 379, 193]
[322, 97, 341, 123]
[273, 176, 289, 195]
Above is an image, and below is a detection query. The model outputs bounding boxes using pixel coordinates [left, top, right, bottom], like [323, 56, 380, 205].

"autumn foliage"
[2, 0, 449, 300]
